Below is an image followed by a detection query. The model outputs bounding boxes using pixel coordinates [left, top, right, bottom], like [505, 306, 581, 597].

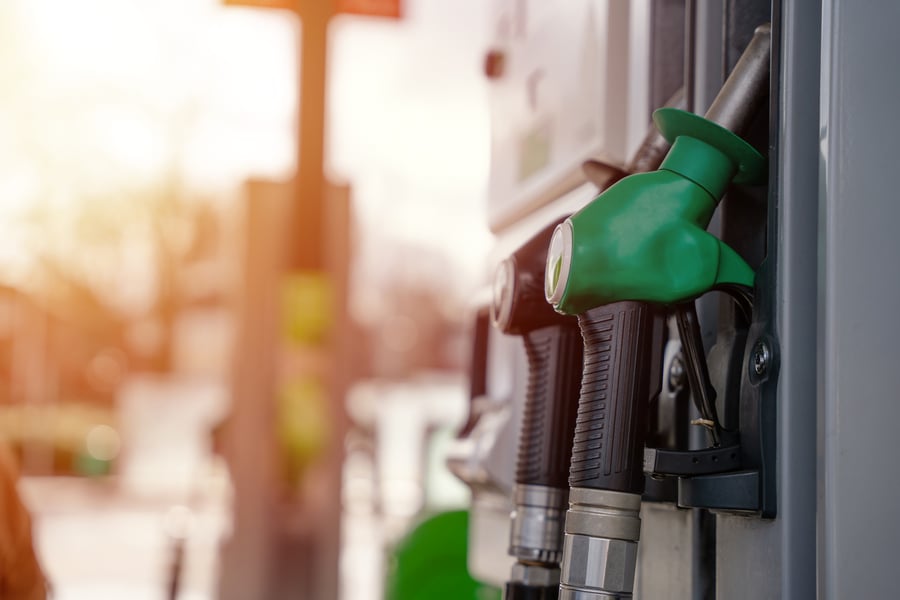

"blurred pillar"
[290, 3, 348, 600]
[269, 180, 352, 600]
[220, 179, 354, 600]
[290, 0, 335, 271]
[220, 1, 351, 598]
[219, 180, 291, 600]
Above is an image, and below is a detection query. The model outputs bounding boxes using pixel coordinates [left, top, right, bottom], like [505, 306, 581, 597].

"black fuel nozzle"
[493, 220, 584, 600]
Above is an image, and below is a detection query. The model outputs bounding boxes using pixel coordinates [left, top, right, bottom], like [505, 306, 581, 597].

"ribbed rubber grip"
[569, 301, 656, 494]
[516, 325, 584, 488]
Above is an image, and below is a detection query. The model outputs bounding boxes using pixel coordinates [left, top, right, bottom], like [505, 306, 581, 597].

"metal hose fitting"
[509, 484, 569, 565]
[559, 488, 642, 599]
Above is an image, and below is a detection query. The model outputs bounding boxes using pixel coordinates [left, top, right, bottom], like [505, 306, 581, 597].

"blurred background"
[0, 0, 492, 598]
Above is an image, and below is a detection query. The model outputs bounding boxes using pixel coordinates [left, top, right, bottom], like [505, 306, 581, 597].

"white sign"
[486, 0, 653, 230]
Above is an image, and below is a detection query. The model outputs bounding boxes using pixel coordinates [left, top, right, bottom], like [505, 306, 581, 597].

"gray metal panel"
[716, 0, 820, 597]
[818, 1, 900, 598]
[716, 517, 779, 594]
[769, 0, 819, 595]
[635, 504, 696, 599]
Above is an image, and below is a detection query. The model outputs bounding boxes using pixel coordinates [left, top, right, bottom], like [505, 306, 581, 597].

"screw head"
[752, 341, 770, 376]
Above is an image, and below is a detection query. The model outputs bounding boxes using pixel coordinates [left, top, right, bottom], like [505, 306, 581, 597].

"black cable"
[675, 301, 722, 447]
[715, 283, 755, 326]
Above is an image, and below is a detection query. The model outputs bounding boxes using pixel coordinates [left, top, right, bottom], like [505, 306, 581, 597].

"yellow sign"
[277, 377, 330, 486]
[282, 272, 333, 346]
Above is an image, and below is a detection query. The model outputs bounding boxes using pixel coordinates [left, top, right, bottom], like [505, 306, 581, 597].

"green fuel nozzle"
[546, 24, 771, 316]
[545, 110, 764, 315]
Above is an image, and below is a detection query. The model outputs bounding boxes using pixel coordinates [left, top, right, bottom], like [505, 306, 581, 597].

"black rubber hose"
[569, 301, 658, 494]
[516, 324, 584, 488]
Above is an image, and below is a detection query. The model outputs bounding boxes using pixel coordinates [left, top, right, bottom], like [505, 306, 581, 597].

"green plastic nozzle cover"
[385, 510, 501, 600]
[547, 108, 764, 315]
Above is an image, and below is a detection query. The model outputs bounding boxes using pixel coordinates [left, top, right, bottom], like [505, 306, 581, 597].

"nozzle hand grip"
[517, 325, 584, 488]
[569, 302, 657, 494]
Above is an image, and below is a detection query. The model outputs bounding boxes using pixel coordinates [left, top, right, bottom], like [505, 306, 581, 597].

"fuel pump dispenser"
[544, 25, 771, 599]
[491, 221, 584, 599]
[452, 1, 900, 595]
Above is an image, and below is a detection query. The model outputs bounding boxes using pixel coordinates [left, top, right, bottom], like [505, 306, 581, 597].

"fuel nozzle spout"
[549, 23, 771, 600]
[492, 220, 584, 599]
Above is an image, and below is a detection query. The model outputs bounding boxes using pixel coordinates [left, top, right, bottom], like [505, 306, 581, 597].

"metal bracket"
[677, 470, 760, 512]
[671, 319, 779, 517]
[644, 444, 742, 477]
[642, 282, 779, 516]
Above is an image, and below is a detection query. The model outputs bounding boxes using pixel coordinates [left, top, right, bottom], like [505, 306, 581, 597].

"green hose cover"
[550, 110, 762, 315]
[385, 510, 501, 600]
